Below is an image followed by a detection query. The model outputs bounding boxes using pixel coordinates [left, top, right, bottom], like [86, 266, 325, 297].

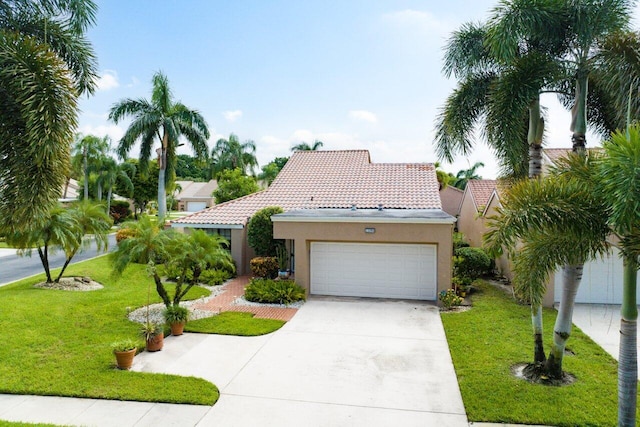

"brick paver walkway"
[193, 276, 299, 321]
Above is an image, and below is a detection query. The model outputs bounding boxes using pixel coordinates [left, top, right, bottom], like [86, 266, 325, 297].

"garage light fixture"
[365, 227, 375, 234]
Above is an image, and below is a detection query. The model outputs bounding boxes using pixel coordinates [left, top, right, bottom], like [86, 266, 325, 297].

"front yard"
[0, 256, 281, 405]
[442, 280, 633, 426]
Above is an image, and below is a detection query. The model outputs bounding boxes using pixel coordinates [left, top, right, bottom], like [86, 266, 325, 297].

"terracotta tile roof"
[543, 148, 571, 165]
[466, 179, 497, 212]
[439, 185, 464, 217]
[175, 180, 218, 199]
[173, 150, 442, 226]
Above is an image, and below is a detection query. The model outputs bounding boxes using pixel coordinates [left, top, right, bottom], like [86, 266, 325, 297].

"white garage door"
[186, 201, 207, 212]
[310, 242, 437, 300]
[554, 247, 634, 304]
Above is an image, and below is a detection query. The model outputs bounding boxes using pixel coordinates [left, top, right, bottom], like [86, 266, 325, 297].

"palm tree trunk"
[528, 99, 544, 178]
[570, 72, 588, 152]
[97, 180, 102, 201]
[529, 97, 546, 364]
[62, 176, 71, 199]
[157, 140, 168, 221]
[618, 256, 637, 427]
[106, 187, 112, 215]
[545, 264, 582, 378]
[54, 248, 79, 283]
[153, 272, 171, 307]
[37, 246, 52, 283]
[532, 305, 546, 363]
[83, 148, 89, 200]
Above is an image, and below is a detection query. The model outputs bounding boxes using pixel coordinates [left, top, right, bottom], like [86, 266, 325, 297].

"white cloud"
[126, 76, 140, 88]
[96, 70, 119, 91]
[349, 110, 378, 124]
[223, 110, 243, 122]
[382, 9, 452, 39]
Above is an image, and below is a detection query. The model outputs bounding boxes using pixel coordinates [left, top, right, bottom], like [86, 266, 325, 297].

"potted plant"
[112, 339, 137, 370]
[164, 305, 189, 336]
[141, 322, 164, 352]
[276, 245, 289, 279]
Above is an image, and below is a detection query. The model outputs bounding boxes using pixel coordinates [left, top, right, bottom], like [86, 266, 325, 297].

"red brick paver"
[193, 276, 299, 322]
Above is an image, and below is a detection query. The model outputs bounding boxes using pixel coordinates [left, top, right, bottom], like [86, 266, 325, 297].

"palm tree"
[291, 140, 323, 151]
[452, 162, 484, 190]
[210, 133, 258, 177]
[112, 218, 234, 308]
[486, 126, 640, 426]
[6, 201, 111, 283]
[72, 134, 110, 200]
[0, 0, 98, 234]
[109, 71, 210, 220]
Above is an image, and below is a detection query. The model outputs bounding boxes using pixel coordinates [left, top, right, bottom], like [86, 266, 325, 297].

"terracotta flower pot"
[170, 322, 185, 336]
[114, 349, 136, 370]
[146, 332, 164, 352]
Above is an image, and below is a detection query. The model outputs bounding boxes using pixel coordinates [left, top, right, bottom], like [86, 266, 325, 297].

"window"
[198, 228, 232, 250]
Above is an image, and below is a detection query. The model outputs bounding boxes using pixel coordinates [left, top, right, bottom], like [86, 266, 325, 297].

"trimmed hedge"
[247, 206, 283, 256]
[454, 247, 492, 279]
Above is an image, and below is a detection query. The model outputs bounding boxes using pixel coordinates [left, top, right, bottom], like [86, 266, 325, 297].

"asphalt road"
[0, 234, 117, 286]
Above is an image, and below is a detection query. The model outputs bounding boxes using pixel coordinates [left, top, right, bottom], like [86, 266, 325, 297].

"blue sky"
[78, 1, 640, 179]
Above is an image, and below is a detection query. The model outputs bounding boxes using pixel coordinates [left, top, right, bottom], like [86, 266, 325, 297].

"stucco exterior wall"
[230, 228, 256, 275]
[457, 192, 483, 247]
[273, 220, 453, 299]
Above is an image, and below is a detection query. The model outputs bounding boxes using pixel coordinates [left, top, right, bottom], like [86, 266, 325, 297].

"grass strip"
[441, 280, 634, 426]
[186, 311, 285, 336]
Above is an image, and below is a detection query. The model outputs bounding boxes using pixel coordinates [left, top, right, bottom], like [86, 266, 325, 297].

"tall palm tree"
[109, 71, 210, 220]
[486, 0, 632, 368]
[210, 133, 258, 177]
[0, 0, 98, 234]
[291, 140, 323, 151]
[72, 133, 110, 200]
[486, 126, 640, 426]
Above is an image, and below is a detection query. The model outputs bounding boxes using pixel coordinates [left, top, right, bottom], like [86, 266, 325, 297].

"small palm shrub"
[250, 257, 279, 279]
[199, 269, 232, 286]
[244, 278, 306, 305]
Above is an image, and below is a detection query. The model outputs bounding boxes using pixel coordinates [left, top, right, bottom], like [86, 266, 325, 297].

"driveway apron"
[134, 297, 468, 426]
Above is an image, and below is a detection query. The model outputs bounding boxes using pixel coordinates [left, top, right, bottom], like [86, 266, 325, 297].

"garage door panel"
[311, 242, 436, 300]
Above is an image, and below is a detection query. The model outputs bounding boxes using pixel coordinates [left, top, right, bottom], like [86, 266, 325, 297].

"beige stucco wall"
[230, 228, 256, 275]
[457, 192, 484, 247]
[273, 220, 454, 300]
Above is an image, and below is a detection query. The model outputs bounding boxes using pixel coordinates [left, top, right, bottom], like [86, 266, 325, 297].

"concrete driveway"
[134, 298, 468, 426]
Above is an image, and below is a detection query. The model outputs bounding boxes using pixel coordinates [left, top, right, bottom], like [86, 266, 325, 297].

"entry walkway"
[193, 276, 299, 321]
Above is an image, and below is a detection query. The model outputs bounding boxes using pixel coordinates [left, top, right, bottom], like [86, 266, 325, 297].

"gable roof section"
[173, 150, 442, 227]
[439, 185, 464, 217]
[175, 180, 218, 199]
[464, 179, 497, 213]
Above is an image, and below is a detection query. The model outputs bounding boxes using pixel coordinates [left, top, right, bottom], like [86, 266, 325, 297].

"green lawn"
[442, 280, 635, 426]
[0, 256, 218, 405]
[186, 312, 285, 335]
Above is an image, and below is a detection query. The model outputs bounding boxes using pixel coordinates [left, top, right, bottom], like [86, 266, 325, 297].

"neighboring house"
[458, 148, 631, 305]
[172, 150, 456, 301]
[175, 180, 218, 212]
[60, 178, 81, 203]
[439, 185, 464, 224]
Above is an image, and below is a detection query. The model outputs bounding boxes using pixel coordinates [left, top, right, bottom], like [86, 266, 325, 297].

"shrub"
[247, 206, 283, 256]
[163, 305, 189, 324]
[454, 247, 492, 279]
[244, 278, 306, 305]
[453, 232, 470, 250]
[439, 289, 463, 309]
[110, 200, 132, 224]
[199, 269, 231, 286]
[161, 263, 194, 283]
[250, 257, 279, 279]
[115, 227, 137, 243]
